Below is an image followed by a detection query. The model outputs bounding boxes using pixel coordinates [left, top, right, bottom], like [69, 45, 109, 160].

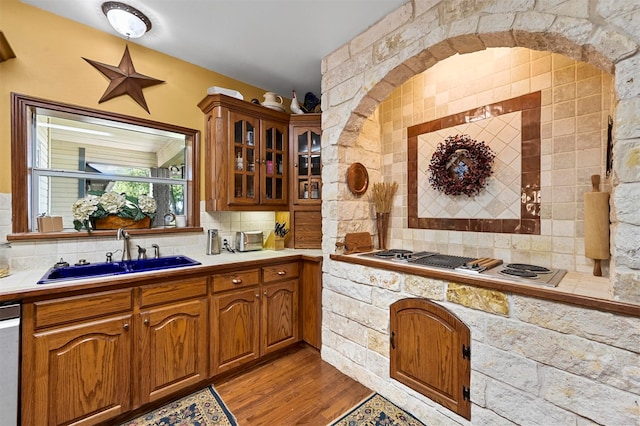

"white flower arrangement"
[72, 191, 157, 231]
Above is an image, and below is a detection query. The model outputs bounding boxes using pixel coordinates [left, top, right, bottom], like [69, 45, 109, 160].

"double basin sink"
[38, 255, 201, 284]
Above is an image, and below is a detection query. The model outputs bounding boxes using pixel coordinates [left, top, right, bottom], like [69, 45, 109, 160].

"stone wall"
[322, 262, 640, 424]
[321, 0, 640, 423]
[321, 0, 639, 308]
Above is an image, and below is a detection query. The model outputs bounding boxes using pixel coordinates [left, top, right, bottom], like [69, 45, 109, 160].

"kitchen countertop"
[0, 249, 323, 303]
[330, 252, 640, 318]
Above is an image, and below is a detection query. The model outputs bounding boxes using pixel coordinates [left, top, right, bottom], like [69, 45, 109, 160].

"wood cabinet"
[261, 262, 299, 354]
[22, 278, 208, 426]
[390, 298, 471, 420]
[300, 258, 322, 349]
[22, 289, 134, 426]
[211, 286, 261, 375]
[199, 94, 290, 211]
[289, 114, 322, 248]
[137, 277, 209, 406]
[211, 262, 299, 374]
[21, 258, 317, 425]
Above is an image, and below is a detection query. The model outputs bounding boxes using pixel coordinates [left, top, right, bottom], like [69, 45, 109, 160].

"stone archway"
[321, 0, 640, 302]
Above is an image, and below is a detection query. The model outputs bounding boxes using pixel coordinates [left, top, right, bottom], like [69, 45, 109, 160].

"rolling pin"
[584, 175, 609, 276]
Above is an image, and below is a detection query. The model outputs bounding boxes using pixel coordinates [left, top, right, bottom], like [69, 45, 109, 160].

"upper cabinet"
[290, 114, 322, 205]
[199, 94, 289, 211]
[289, 114, 322, 248]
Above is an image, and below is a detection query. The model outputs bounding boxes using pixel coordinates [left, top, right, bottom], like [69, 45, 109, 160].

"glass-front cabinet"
[230, 112, 258, 203]
[289, 114, 322, 248]
[294, 127, 321, 204]
[261, 122, 287, 204]
[199, 94, 289, 211]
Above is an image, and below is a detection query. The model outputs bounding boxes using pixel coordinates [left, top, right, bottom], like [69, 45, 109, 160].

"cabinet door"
[138, 298, 208, 405]
[32, 315, 132, 426]
[301, 259, 322, 349]
[229, 111, 260, 205]
[292, 126, 321, 204]
[262, 280, 299, 355]
[261, 119, 288, 205]
[212, 287, 260, 374]
[390, 298, 471, 420]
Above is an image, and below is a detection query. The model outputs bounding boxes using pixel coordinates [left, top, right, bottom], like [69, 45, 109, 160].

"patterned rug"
[121, 385, 237, 426]
[329, 393, 425, 426]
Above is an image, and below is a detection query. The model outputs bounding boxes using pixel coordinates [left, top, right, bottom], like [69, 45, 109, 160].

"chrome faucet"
[151, 244, 160, 259]
[116, 228, 131, 261]
[137, 245, 147, 260]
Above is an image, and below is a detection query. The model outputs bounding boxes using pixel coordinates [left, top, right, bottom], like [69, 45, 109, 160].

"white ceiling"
[21, 0, 408, 99]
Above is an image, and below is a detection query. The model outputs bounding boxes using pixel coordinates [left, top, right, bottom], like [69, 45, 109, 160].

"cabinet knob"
[263, 291, 268, 296]
[277, 271, 286, 276]
[232, 278, 243, 284]
[144, 318, 149, 326]
[255, 293, 260, 298]
[123, 323, 129, 330]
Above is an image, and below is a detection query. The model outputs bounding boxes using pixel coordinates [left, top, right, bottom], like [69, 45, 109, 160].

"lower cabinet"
[211, 262, 299, 375]
[137, 277, 209, 405]
[211, 287, 261, 374]
[22, 289, 135, 426]
[262, 279, 299, 354]
[31, 314, 133, 426]
[138, 298, 209, 405]
[21, 259, 317, 425]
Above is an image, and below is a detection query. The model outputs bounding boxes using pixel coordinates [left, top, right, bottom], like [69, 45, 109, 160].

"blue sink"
[38, 255, 201, 284]
[127, 256, 201, 272]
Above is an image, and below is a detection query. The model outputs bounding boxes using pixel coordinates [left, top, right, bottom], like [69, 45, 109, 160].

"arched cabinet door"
[390, 298, 471, 420]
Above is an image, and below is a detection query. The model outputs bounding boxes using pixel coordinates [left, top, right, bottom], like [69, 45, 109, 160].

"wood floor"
[213, 345, 373, 425]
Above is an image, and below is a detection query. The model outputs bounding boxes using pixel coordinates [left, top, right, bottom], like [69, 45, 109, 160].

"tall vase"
[376, 212, 390, 250]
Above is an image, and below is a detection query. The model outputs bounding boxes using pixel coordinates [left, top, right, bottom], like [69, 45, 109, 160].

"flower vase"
[93, 215, 152, 230]
[376, 212, 390, 250]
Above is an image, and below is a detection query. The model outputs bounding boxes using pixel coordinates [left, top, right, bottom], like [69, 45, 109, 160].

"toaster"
[236, 231, 264, 252]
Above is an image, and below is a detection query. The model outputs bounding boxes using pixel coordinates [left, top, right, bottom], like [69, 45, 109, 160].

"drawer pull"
[277, 271, 286, 276]
[144, 318, 149, 326]
[264, 291, 268, 296]
[123, 323, 129, 330]
[255, 293, 260, 298]
[232, 278, 243, 284]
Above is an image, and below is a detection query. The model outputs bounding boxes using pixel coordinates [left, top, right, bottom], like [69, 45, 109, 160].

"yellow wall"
[0, 0, 269, 194]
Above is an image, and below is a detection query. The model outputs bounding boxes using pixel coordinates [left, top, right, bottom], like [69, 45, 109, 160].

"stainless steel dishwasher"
[0, 303, 20, 425]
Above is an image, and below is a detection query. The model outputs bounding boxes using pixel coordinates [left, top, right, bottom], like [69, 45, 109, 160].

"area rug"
[121, 385, 237, 426]
[329, 393, 425, 426]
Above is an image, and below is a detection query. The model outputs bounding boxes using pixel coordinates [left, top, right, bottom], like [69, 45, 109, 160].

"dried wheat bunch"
[370, 181, 398, 213]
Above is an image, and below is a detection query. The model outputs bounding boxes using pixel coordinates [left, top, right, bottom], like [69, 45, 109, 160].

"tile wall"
[378, 47, 614, 273]
[0, 196, 275, 272]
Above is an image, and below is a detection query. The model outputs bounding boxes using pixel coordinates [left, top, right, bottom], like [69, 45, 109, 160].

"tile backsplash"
[0, 197, 275, 272]
[378, 47, 614, 273]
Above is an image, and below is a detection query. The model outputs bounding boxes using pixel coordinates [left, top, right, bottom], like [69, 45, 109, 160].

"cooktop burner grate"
[375, 249, 413, 257]
[500, 268, 538, 278]
[505, 263, 551, 273]
[409, 254, 475, 269]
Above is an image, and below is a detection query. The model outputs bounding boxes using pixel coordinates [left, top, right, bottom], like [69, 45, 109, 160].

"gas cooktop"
[358, 249, 566, 287]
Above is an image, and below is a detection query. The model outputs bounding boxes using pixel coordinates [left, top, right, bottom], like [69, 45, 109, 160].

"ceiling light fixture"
[101, 1, 151, 39]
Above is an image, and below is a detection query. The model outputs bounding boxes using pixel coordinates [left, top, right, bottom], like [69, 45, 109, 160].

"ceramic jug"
[263, 92, 284, 105]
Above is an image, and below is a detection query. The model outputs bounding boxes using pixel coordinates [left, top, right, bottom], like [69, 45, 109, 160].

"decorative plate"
[347, 162, 369, 195]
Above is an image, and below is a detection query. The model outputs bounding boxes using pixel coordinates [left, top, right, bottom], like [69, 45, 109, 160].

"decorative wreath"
[427, 134, 495, 197]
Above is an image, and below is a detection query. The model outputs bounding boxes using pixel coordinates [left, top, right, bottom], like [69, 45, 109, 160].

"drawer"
[262, 262, 299, 283]
[140, 276, 208, 307]
[212, 269, 260, 292]
[34, 289, 133, 329]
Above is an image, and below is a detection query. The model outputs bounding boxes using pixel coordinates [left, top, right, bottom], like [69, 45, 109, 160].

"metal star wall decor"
[83, 45, 164, 113]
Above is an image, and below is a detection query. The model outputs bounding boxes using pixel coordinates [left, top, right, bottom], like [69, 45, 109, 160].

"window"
[10, 93, 200, 236]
